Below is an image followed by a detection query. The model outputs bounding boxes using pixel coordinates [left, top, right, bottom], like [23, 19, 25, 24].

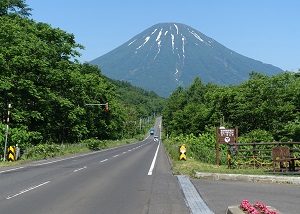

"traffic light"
[105, 102, 109, 111]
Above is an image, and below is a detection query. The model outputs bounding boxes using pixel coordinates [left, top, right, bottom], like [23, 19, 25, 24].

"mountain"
[90, 23, 283, 97]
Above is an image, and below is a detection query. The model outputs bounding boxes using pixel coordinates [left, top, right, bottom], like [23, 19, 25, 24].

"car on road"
[154, 136, 159, 142]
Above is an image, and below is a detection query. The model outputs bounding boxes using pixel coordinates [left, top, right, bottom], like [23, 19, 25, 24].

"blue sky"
[26, 0, 299, 71]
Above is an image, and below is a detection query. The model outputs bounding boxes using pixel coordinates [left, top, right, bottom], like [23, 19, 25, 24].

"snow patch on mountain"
[174, 23, 179, 34]
[156, 29, 162, 41]
[136, 36, 150, 52]
[154, 29, 162, 60]
[127, 39, 136, 46]
[190, 30, 204, 42]
[171, 34, 175, 53]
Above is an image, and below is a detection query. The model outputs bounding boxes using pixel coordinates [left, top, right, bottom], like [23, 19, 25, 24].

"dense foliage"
[162, 72, 300, 165]
[0, 2, 164, 154]
[110, 79, 165, 118]
[163, 72, 300, 142]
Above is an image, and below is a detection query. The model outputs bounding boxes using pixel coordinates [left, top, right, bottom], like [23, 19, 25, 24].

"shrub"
[82, 138, 107, 150]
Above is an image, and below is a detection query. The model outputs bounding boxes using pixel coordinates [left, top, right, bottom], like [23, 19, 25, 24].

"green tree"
[0, 0, 32, 17]
[162, 71, 300, 142]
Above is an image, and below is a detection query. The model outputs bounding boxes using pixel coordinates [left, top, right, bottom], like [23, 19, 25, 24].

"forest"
[0, 1, 165, 154]
[163, 71, 300, 142]
[162, 72, 300, 165]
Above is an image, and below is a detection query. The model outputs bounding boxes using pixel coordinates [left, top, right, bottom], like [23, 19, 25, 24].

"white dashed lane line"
[73, 166, 87, 172]
[6, 181, 50, 200]
[100, 159, 108, 163]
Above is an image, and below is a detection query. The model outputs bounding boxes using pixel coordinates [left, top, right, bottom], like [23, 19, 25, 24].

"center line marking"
[6, 181, 50, 199]
[100, 159, 108, 163]
[74, 166, 87, 172]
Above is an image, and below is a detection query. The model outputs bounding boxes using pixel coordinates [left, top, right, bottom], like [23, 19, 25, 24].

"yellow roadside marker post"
[8, 145, 15, 161]
[179, 144, 186, 161]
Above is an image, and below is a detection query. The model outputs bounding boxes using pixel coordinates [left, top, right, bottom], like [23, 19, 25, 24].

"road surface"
[0, 123, 189, 214]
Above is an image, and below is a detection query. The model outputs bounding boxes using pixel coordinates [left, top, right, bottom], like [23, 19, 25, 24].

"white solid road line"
[148, 141, 160, 176]
[0, 167, 24, 174]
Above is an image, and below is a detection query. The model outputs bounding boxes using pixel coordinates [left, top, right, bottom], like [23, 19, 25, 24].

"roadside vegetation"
[0, 1, 164, 164]
[0, 136, 144, 168]
[162, 73, 300, 176]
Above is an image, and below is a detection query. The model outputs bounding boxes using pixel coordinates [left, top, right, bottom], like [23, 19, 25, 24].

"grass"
[171, 158, 269, 178]
[162, 140, 282, 177]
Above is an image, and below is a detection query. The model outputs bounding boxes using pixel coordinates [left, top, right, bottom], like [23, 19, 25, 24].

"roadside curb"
[194, 171, 300, 185]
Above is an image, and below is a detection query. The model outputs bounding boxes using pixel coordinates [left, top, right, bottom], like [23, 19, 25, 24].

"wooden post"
[216, 127, 220, 165]
[235, 127, 238, 144]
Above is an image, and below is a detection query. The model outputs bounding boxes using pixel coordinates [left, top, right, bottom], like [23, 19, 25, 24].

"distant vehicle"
[150, 129, 154, 135]
[154, 136, 159, 142]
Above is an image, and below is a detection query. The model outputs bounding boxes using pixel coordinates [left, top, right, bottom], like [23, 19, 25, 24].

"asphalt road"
[191, 177, 300, 214]
[0, 125, 189, 214]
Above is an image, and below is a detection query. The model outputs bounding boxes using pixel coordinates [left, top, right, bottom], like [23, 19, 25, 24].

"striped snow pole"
[3, 104, 11, 161]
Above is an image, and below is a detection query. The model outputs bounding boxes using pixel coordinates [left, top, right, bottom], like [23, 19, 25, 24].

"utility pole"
[3, 104, 11, 161]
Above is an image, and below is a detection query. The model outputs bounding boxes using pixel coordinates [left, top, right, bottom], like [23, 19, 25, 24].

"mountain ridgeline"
[90, 23, 283, 97]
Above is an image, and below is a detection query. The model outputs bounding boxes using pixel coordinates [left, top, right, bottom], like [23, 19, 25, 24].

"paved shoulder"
[147, 143, 190, 214]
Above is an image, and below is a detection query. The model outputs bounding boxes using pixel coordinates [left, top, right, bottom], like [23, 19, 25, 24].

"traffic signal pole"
[84, 102, 109, 111]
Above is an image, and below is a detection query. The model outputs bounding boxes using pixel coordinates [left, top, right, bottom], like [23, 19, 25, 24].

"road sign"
[216, 127, 239, 165]
[219, 128, 235, 144]
[179, 144, 186, 161]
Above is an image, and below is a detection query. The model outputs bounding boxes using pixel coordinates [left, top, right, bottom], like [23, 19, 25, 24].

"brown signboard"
[216, 127, 238, 165]
[219, 128, 235, 144]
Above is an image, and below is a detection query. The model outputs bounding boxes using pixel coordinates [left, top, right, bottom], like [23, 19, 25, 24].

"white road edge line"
[6, 181, 50, 199]
[148, 141, 160, 176]
[0, 167, 24, 174]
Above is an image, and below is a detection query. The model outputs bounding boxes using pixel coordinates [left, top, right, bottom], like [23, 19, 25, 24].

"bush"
[165, 127, 228, 165]
[26, 143, 61, 160]
[82, 138, 107, 150]
[239, 129, 274, 143]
